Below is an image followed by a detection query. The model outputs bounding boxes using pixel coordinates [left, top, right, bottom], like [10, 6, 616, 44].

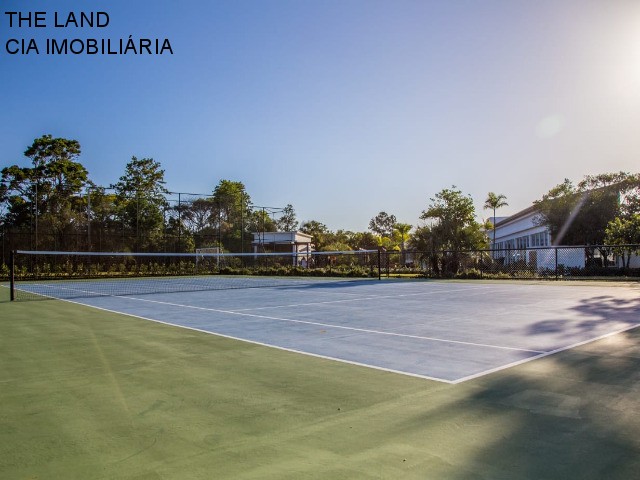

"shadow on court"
[526, 294, 640, 339]
[386, 327, 640, 479]
[469, 326, 640, 479]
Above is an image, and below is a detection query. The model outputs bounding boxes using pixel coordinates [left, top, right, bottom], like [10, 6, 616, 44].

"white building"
[490, 206, 550, 250]
[491, 205, 640, 270]
[251, 231, 313, 265]
[491, 206, 584, 270]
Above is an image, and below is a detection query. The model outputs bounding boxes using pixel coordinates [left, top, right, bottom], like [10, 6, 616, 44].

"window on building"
[529, 232, 550, 247]
[516, 236, 529, 249]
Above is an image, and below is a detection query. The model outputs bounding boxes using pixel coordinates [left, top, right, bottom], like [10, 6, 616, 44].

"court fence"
[0, 188, 287, 262]
[5, 245, 639, 301]
[380, 244, 640, 280]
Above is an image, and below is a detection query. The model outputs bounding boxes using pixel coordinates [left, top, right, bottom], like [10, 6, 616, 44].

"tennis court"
[13, 277, 640, 383]
[3, 276, 640, 479]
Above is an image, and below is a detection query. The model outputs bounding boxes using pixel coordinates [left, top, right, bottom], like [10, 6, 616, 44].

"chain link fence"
[380, 245, 640, 279]
[3, 243, 639, 282]
[0, 188, 285, 264]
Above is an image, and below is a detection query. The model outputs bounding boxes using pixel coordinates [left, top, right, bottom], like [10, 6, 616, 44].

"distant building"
[251, 231, 313, 265]
[491, 206, 549, 249]
[491, 205, 639, 269]
[491, 206, 584, 270]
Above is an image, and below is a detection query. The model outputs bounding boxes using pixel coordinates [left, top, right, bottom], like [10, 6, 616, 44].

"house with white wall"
[491, 204, 639, 270]
[490, 206, 584, 270]
[251, 231, 313, 265]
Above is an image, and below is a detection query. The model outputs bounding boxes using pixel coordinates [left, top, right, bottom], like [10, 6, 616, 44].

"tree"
[421, 187, 484, 249]
[1, 134, 88, 250]
[483, 192, 508, 247]
[299, 220, 330, 251]
[586, 172, 640, 219]
[0, 165, 37, 228]
[182, 197, 216, 234]
[605, 214, 640, 268]
[248, 209, 277, 238]
[375, 235, 394, 250]
[392, 222, 412, 264]
[393, 223, 412, 251]
[112, 156, 168, 251]
[419, 187, 487, 274]
[321, 238, 352, 252]
[164, 215, 195, 252]
[86, 186, 120, 251]
[346, 231, 379, 250]
[368, 211, 396, 238]
[276, 204, 298, 231]
[211, 180, 252, 251]
[409, 224, 441, 274]
[534, 172, 639, 247]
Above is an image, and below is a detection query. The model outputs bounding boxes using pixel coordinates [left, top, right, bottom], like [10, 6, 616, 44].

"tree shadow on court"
[385, 326, 640, 479]
[525, 295, 640, 341]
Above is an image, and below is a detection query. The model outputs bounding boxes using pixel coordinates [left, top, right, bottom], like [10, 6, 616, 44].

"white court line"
[102, 294, 546, 354]
[451, 320, 640, 384]
[240, 288, 542, 315]
[11, 282, 639, 384]
[17, 282, 543, 353]
[231, 283, 501, 311]
[39, 294, 457, 384]
[21, 280, 498, 313]
[231, 288, 474, 311]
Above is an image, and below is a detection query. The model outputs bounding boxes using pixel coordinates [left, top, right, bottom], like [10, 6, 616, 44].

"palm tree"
[484, 192, 508, 247]
[393, 223, 412, 265]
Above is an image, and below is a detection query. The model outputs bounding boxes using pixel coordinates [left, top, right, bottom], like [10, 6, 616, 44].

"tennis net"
[8, 249, 381, 301]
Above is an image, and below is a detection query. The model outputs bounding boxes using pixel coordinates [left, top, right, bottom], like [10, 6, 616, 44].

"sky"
[2, 0, 640, 231]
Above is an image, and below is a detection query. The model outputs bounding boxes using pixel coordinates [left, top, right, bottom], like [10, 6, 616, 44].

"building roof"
[493, 204, 539, 228]
[251, 231, 313, 245]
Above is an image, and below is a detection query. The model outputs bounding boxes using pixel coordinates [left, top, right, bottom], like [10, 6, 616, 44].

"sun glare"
[608, 12, 640, 103]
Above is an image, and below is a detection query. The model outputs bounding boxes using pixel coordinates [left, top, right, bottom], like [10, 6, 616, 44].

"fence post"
[377, 248, 382, 280]
[10, 250, 15, 301]
[555, 247, 558, 281]
[385, 249, 390, 277]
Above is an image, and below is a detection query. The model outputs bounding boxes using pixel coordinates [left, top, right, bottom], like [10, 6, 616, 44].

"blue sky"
[2, 0, 639, 231]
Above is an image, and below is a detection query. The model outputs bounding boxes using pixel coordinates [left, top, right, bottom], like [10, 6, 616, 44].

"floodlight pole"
[178, 192, 182, 251]
[240, 194, 244, 253]
[136, 191, 140, 250]
[34, 180, 38, 251]
[87, 187, 91, 251]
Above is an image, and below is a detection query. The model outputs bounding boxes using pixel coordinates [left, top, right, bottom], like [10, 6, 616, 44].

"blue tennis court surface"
[16, 279, 640, 383]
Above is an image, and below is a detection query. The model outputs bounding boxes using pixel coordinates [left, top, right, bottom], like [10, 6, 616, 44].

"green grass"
[1, 286, 639, 479]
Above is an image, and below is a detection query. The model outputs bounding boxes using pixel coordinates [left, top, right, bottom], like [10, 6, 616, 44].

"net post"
[10, 250, 15, 301]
